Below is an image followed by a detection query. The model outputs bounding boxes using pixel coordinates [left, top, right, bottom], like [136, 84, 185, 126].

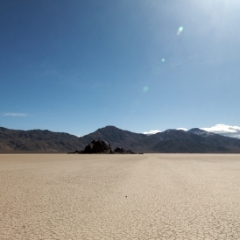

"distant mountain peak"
[98, 125, 121, 131]
[188, 128, 215, 137]
[103, 125, 117, 128]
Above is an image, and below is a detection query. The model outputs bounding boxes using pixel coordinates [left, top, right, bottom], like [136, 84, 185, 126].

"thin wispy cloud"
[201, 124, 240, 139]
[201, 124, 240, 133]
[143, 130, 161, 135]
[3, 113, 28, 117]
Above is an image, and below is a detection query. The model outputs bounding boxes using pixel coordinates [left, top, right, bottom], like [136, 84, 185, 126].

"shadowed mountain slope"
[0, 127, 80, 152]
[78, 126, 146, 150]
[1, 126, 240, 153]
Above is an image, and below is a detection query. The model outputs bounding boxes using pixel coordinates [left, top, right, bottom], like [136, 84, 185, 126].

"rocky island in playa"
[69, 140, 136, 154]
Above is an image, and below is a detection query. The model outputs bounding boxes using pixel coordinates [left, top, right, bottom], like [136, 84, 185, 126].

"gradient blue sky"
[1, 0, 239, 136]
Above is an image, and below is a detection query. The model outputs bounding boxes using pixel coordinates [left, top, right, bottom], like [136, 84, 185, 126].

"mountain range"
[1, 125, 240, 153]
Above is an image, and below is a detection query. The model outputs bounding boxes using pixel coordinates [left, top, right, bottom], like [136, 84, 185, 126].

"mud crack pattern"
[0, 154, 240, 239]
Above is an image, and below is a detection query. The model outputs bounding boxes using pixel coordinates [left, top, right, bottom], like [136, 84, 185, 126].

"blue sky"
[1, 0, 240, 136]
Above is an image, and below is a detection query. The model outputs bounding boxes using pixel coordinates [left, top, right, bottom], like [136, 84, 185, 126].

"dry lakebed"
[1, 154, 240, 240]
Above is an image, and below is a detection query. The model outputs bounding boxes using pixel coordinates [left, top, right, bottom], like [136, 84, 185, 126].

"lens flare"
[143, 86, 149, 92]
[177, 26, 183, 35]
[161, 58, 165, 62]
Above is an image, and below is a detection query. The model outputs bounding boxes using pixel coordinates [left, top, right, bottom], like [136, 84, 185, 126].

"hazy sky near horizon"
[1, 0, 239, 136]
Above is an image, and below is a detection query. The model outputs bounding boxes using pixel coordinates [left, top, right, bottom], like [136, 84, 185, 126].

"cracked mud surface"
[1, 154, 240, 239]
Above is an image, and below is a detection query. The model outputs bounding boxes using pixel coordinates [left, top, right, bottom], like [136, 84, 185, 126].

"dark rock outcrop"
[69, 141, 136, 154]
[82, 140, 112, 154]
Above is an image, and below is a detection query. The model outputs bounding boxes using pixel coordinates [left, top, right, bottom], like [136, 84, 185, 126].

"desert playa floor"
[1, 154, 240, 240]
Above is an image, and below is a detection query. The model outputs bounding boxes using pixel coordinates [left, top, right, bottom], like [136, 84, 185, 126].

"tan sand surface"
[1, 154, 240, 240]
